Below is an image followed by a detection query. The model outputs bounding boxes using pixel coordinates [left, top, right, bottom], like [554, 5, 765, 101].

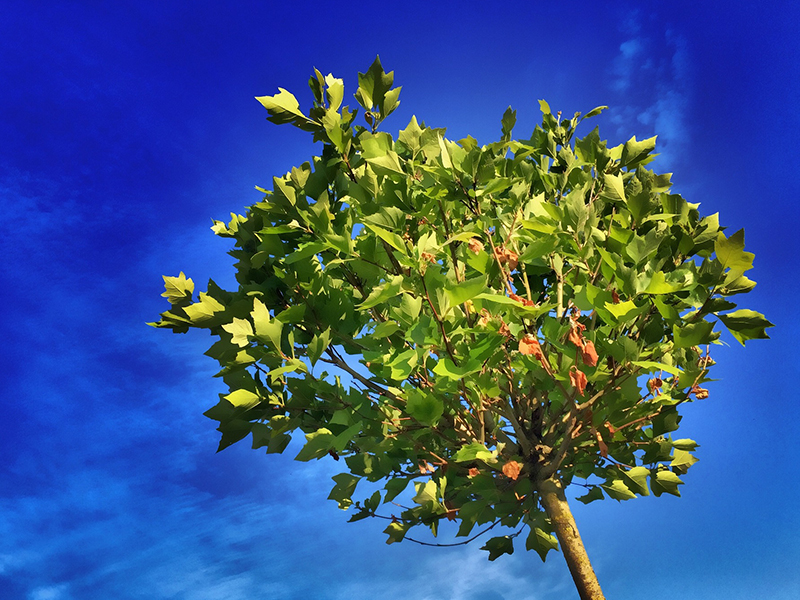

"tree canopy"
[151, 57, 772, 597]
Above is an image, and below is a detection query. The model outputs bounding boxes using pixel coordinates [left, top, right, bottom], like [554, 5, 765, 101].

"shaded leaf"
[328, 473, 360, 509]
[525, 512, 559, 561]
[650, 469, 683, 497]
[295, 428, 335, 461]
[718, 309, 774, 345]
[575, 487, 604, 504]
[406, 388, 444, 425]
[602, 479, 636, 501]
[383, 521, 409, 544]
[445, 275, 488, 307]
[620, 466, 650, 496]
[308, 328, 332, 366]
[620, 135, 657, 168]
[358, 275, 405, 310]
[364, 223, 407, 254]
[481, 536, 515, 561]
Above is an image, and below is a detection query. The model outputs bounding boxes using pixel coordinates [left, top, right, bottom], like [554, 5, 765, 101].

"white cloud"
[29, 585, 71, 600]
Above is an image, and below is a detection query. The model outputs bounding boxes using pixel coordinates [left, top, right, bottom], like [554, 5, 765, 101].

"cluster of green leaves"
[151, 58, 772, 562]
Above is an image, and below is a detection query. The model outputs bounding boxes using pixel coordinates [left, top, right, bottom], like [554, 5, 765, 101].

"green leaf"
[412, 480, 442, 511]
[525, 513, 559, 561]
[324, 73, 344, 111]
[388, 348, 417, 379]
[214, 419, 254, 452]
[620, 135, 657, 168]
[473, 292, 533, 307]
[284, 242, 327, 264]
[443, 231, 482, 245]
[328, 473, 360, 510]
[445, 275, 487, 307]
[258, 224, 303, 235]
[575, 487, 604, 504]
[275, 305, 306, 323]
[183, 292, 225, 322]
[438, 135, 453, 169]
[670, 449, 699, 472]
[563, 187, 590, 232]
[651, 469, 683, 497]
[718, 309, 774, 345]
[720, 274, 757, 296]
[631, 361, 682, 377]
[365, 151, 405, 176]
[372, 320, 401, 338]
[295, 428, 335, 461]
[602, 173, 626, 202]
[308, 328, 332, 365]
[604, 299, 646, 323]
[364, 223, 407, 254]
[672, 438, 699, 451]
[621, 467, 650, 496]
[432, 356, 483, 380]
[252, 299, 283, 349]
[355, 56, 396, 113]
[256, 88, 319, 131]
[406, 388, 444, 425]
[715, 229, 754, 277]
[581, 105, 608, 120]
[481, 536, 515, 561]
[652, 408, 682, 435]
[383, 521, 409, 544]
[222, 317, 254, 347]
[538, 99, 551, 115]
[673, 320, 715, 349]
[398, 115, 423, 153]
[482, 177, 512, 196]
[653, 296, 681, 322]
[384, 478, 410, 503]
[452, 442, 496, 463]
[161, 272, 194, 305]
[358, 275, 405, 310]
[399, 293, 423, 321]
[224, 388, 262, 410]
[382, 86, 402, 120]
[501, 106, 517, 140]
[267, 358, 308, 382]
[642, 271, 684, 295]
[602, 479, 637, 501]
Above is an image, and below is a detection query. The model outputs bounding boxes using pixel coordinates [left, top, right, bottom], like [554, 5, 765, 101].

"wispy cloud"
[608, 12, 692, 170]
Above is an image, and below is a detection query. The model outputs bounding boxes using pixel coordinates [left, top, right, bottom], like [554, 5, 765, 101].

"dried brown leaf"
[519, 334, 544, 360]
[502, 460, 522, 481]
[569, 366, 588, 396]
[468, 238, 485, 253]
[581, 340, 599, 367]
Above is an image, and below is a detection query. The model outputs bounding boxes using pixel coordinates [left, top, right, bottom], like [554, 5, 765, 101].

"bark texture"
[538, 477, 605, 600]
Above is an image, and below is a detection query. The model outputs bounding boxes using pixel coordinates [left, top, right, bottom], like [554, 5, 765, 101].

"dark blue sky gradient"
[2, 2, 799, 599]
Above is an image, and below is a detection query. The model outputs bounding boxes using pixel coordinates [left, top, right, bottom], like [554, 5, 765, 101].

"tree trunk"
[538, 477, 605, 600]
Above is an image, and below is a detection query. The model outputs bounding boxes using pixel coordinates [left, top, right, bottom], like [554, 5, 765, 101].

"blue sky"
[2, 1, 798, 599]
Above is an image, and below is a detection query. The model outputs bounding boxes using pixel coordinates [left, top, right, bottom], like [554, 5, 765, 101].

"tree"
[151, 58, 772, 599]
